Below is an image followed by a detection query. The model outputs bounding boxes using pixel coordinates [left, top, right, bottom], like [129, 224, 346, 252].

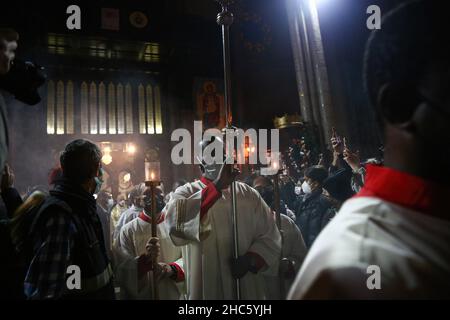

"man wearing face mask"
[112, 184, 145, 246]
[253, 175, 296, 221]
[164, 135, 281, 300]
[294, 166, 337, 249]
[113, 186, 185, 300]
[23, 139, 115, 299]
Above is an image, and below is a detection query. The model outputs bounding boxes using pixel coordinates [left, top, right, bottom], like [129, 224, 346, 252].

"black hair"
[252, 175, 273, 187]
[172, 179, 187, 190]
[363, 1, 449, 113]
[304, 165, 328, 185]
[0, 28, 19, 42]
[128, 183, 146, 205]
[60, 139, 102, 184]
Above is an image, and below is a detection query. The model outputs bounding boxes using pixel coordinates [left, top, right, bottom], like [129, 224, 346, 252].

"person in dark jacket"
[24, 139, 115, 299]
[294, 166, 337, 248]
[0, 163, 23, 219]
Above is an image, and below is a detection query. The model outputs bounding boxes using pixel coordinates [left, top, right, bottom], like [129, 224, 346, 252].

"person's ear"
[377, 83, 422, 132]
[311, 180, 320, 190]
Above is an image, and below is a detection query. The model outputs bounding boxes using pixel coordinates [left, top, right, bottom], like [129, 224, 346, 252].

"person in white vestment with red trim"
[114, 186, 185, 300]
[164, 136, 281, 300]
[288, 0, 450, 299]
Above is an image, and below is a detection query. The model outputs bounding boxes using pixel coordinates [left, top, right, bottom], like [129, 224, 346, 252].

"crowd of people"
[0, 128, 372, 300]
[0, 0, 449, 300]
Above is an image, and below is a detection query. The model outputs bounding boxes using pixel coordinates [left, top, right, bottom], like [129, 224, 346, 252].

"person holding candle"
[113, 185, 185, 300]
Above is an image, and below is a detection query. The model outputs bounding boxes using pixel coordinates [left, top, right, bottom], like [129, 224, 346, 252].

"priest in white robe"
[164, 138, 281, 300]
[114, 186, 185, 300]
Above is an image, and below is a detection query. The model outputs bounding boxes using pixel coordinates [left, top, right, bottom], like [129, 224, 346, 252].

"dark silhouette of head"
[60, 139, 102, 192]
[253, 175, 274, 207]
[364, 0, 450, 183]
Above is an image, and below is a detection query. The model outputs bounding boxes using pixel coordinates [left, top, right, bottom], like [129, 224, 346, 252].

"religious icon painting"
[193, 78, 226, 130]
[101, 8, 120, 31]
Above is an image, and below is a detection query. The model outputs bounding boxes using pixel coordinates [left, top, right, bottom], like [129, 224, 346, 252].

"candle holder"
[144, 160, 161, 300]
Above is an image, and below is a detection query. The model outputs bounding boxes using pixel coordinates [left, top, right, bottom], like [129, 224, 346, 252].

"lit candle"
[145, 161, 160, 182]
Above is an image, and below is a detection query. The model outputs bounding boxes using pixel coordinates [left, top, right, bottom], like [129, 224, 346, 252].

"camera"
[0, 59, 46, 105]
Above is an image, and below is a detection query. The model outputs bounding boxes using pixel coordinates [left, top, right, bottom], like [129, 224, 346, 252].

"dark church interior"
[1, 0, 449, 305]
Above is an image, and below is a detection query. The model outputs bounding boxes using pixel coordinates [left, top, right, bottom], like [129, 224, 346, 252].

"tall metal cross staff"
[215, 0, 241, 300]
[272, 170, 286, 298]
[145, 178, 160, 300]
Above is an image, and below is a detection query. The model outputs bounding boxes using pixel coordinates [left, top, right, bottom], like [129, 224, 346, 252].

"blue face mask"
[94, 168, 104, 194]
[94, 177, 103, 194]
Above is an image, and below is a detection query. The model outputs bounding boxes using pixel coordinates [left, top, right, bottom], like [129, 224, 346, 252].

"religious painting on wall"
[194, 78, 226, 130]
[101, 8, 120, 31]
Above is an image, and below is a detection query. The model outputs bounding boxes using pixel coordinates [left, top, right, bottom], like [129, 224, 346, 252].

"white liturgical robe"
[114, 212, 185, 300]
[164, 179, 282, 300]
[264, 213, 307, 300]
[288, 165, 450, 299]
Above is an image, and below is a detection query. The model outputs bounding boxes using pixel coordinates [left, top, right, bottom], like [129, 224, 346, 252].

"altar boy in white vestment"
[114, 186, 185, 300]
[252, 175, 307, 300]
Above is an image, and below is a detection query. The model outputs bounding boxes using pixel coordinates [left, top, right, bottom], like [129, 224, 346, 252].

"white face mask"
[301, 181, 312, 194]
[107, 198, 114, 209]
[294, 186, 302, 196]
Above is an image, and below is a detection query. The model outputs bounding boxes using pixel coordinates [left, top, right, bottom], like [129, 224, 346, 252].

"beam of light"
[309, 0, 334, 10]
[310, 0, 330, 6]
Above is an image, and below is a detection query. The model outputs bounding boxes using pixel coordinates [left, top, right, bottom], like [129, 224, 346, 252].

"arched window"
[154, 85, 162, 134]
[81, 82, 89, 134]
[108, 82, 117, 134]
[116, 83, 125, 134]
[89, 82, 98, 134]
[56, 81, 65, 134]
[66, 81, 74, 134]
[125, 83, 133, 134]
[99, 82, 107, 134]
[46, 80, 55, 134]
[146, 84, 155, 134]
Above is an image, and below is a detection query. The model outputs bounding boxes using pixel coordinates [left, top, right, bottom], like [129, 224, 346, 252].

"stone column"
[286, 0, 336, 148]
